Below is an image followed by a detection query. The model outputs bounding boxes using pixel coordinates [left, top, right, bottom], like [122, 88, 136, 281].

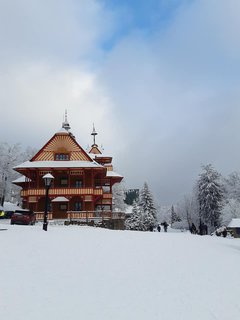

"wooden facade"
[13, 122, 124, 228]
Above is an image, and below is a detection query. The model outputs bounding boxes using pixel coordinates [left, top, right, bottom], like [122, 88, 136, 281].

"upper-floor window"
[60, 178, 68, 186]
[75, 180, 83, 188]
[55, 153, 69, 161]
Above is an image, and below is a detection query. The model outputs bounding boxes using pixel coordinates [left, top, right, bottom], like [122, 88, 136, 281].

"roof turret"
[91, 123, 98, 146]
[62, 110, 71, 132]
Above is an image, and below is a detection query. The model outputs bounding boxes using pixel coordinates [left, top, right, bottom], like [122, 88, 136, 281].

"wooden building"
[13, 116, 124, 228]
[227, 219, 240, 238]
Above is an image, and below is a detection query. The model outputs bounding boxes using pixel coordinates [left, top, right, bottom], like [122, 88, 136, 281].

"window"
[75, 180, 82, 188]
[59, 204, 67, 211]
[55, 153, 69, 161]
[60, 178, 68, 186]
[74, 202, 82, 211]
[103, 186, 110, 193]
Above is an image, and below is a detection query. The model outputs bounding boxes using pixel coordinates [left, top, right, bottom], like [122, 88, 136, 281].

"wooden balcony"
[21, 187, 103, 197]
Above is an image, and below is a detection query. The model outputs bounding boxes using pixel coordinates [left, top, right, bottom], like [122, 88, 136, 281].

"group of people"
[190, 222, 208, 235]
[149, 222, 169, 232]
[150, 221, 227, 237]
[157, 222, 168, 232]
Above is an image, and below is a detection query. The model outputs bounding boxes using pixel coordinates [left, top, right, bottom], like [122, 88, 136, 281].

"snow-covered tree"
[0, 143, 22, 205]
[220, 171, 240, 226]
[174, 189, 200, 230]
[156, 204, 171, 224]
[125, 201, 143, 230]
[221, 198, 240, 226]
[197, 164, 224, 232]
[0, 142, 37, 205]
[112, 182, 127, 212]
[223, 171, 240, 202]
[139, 182, 157, 231]
[170, 205, 181, 225]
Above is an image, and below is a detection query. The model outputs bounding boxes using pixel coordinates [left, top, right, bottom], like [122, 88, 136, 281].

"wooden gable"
[31, 132, 92, 162]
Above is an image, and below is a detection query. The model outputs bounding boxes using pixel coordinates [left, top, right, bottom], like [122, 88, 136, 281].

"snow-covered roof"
[14, 160, 104, 170]
[12, 176, 31, 183]
[88, 153, 112, 159]
[3, 202, 21, 212]
[56, 127, 69, 134]
[95, 154, 111, 158]
[106, 170, 123, 178]
[228, 219, 240, 228]
[52, 196, 69, 202]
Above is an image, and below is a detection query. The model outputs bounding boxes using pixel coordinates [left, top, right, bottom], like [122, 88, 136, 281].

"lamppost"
[42, 173, 54, 231]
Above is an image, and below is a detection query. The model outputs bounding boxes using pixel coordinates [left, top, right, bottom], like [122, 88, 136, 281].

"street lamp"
[42, 173, 54, 231]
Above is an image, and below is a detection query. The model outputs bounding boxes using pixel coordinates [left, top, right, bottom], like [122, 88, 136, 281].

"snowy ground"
[1, 222, 240, 320]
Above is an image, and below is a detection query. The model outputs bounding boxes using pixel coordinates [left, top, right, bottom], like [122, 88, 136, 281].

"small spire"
[91, 123, 98, 146]
[62, 109, 71, 131]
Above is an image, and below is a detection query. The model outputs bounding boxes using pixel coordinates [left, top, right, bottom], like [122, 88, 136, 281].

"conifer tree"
[112, 182, 127, 212]
[197, 164, 223, 232]
[139, 182, 157, 231]
[170, 205, 181, 225]
[125, 200, 143, 230]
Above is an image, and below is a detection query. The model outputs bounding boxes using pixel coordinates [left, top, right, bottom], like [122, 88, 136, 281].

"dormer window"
[55, 153, 69, 161]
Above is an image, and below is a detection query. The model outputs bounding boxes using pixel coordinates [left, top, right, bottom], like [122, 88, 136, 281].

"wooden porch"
[35, 210, 125, 230]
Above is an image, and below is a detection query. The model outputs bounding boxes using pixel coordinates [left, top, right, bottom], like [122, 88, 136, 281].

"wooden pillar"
[28, 169, 31, 189]
[67, 197, 70, 214]
[68, 169, 71, 188]
[83, 199, 85, 211]
[36, 170, 39, 188]
[83, 170, 85, 188]
[51, 170, 55, 188]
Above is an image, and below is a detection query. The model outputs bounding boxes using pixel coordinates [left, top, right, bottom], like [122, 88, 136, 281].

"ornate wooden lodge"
[13, 114, 124, 229]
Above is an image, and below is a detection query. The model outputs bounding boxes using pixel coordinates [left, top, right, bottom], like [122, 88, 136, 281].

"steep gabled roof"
[31, 131, 93, 162]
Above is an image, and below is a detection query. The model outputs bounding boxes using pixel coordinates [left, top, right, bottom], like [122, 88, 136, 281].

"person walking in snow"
[191, 223, 197, 234]
[162, 221, 168, 232]
[157, 224, 161, 232]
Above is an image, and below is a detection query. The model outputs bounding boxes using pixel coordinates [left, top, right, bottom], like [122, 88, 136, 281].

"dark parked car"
[11, 210, 36, 225]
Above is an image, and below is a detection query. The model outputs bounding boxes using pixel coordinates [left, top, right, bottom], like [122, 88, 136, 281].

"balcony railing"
[21, 187, 103, 197]
[35, 212, 53, 220]
[69, 211, 125, 220]
[35, 211, 125, 221]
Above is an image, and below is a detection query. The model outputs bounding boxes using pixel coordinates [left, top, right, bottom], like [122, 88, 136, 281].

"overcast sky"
[1, 0, 240, 204]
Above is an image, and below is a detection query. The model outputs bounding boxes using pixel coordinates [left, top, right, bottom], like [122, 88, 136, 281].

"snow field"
[0, 224, 240, 320]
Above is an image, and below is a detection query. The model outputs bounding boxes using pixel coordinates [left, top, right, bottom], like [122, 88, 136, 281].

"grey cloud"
[0, 0, 115, 63]
[1, 0, 240, 205]
[99, 0, 240, 203]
